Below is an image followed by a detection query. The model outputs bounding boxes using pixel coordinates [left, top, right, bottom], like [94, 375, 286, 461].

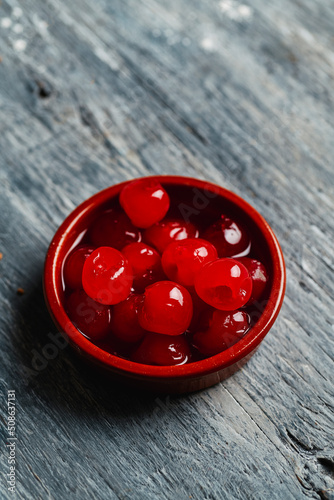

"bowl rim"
[44, 175, 286, 380]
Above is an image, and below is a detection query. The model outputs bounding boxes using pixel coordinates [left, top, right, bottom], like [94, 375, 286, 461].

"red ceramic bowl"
[44, 176, 285, 393]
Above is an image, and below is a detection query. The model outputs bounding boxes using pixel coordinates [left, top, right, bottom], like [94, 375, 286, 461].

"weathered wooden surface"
[0, 0, 333, 498]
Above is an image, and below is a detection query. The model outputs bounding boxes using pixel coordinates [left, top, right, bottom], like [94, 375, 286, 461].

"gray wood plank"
[0, 0, 333, 499]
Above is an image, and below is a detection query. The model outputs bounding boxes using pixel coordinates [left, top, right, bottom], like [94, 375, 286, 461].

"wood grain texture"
[0, 0, 333, 498]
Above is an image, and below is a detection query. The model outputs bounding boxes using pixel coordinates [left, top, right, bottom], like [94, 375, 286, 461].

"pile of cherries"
[64, 179, 268, 366]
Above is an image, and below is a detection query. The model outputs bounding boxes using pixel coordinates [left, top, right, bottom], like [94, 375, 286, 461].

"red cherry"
[122, 242, 164, 292]
[202, 215, 250, 258]
[132, 333, 190, 366]
[88, 209, 141, 249]
[66, 289, 111, 341]
[194, 258, 252, 310]
[63, 245, 95, 290]
[82, 246, 133, 305]
[110, 293, 146, 343]
[162, 238, 218, 286]
[144, 219, 199, 253]
[237, 258, 268, 304]
[120, 179, 170, 228]
[192, 309, 250, 356]
[138, 281, 193, 335]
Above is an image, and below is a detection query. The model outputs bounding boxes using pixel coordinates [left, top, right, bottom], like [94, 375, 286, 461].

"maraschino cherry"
[132, 333, 190, 366]
[88, 209, 141, 249]
[237, 257, 268, 304]
[138, 281, 193, 335]
[66, 289, 111, 341]
[122, 242, 164, 292]
[202, 215, 250, 258]
[110, 293, 146, 343]
[195, 258, 252, 310]
[63, 245, 95, 290]
[144, 219, 199, 253]
[82, 246, 133, 305]
[192, 309, 250, 356]
[162, 238, 217, 286]
[120, 178, 170, 228]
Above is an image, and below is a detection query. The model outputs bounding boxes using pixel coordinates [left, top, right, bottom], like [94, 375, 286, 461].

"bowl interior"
[44, 176, 285, 380]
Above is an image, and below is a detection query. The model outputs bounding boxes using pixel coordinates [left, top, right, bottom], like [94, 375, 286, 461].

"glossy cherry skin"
[194, 258, 252, 311]
[63, 245, 95, 290]
[138, 281, 193, 335]
[237, 257, 268, 304]
[202, 215, 250, 258]
[88, 209, 141, 250]
[144, 219, 199, 253]
[66, 289, 111, 341]
[110, 293, 146, 343]
[192, 309, 250, 357]
[82, 247, 133, 305]
[122, 242, 164, 292]
[162, 238, 218, 286]
[119, 179, 170, 228]
[131, 333, 190, 366]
